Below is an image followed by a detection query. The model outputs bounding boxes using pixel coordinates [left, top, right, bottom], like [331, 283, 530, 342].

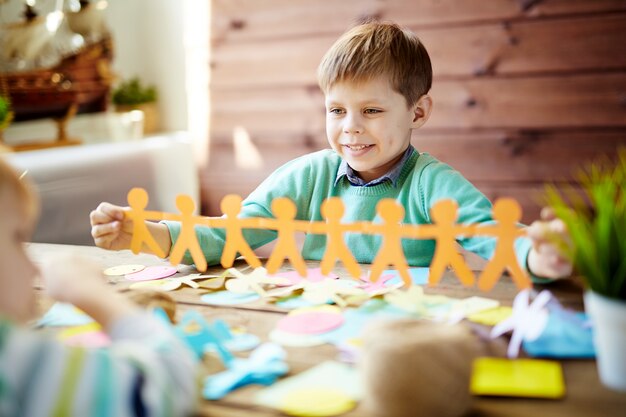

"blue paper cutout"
[384, 268, 429, 286]
[37, 303, 94, 327]
[201, 291, 261, 306]
[204, 343, 289, 400]
[523, 311, 595, 358]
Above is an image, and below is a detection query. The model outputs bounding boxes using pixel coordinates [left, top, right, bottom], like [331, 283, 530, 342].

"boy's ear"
[411, 94, 433, 128]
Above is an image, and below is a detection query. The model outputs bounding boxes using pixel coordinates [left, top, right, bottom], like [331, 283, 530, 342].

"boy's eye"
[328, 108, 344, 115]
[364, 108, 382, 114]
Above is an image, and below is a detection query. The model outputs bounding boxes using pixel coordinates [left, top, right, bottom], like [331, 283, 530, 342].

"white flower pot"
[584, 291, 626, 392]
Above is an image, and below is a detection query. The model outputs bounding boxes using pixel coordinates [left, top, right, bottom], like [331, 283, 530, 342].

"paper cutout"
[261, 198, 311, 276]
[491, 289, 551, 358]
[470, 357, 565, 399]
[162, 195, 209, 271]
[129, 278, 182, 291]
[103, 264, 145, 276]
[124, 265, 177, 281]
[268, 268, 339, 286]
[410, 200, 475, 287]
[314, 197, 364, 279]
[364, 200, 414, 286]
[204, 343, 289, 400]
[273, 294, 322, 310]
[225, 267, 292, 296]
[124, 189, 532, 292]
[467, 306, 513, 326]
[37, 302, 94, 327]
[475, 198, 531, 291]
[302, 279, 366, 308]
[279, 388, 356, 416]
[276, 311, 345, 335]
[446, 296, 500, 324]
[255, 361, 363, 410]
[522, 311, 595, 358]
[210, 194, 262, 269]
[126, 188, 166, 257]
[200, 290, 261, 306]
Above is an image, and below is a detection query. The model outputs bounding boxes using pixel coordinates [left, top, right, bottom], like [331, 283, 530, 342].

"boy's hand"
[90, 202, 133, 251]
[42, 254, 110, 304]
[42, 254, 139, 328]
[526, 207, 573, 280]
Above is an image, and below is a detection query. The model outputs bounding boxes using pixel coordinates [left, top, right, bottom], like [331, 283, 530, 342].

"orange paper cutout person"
[475, 198, 531, 291]
[126, 187, 166, 258]
[208, 194, 262, 269]
[366, 199, 413, 287]
[162, 195, 208, 272]
[261, 197, 310, 276]
[309, 197, 363, 280]
[408, 199, 475, 287]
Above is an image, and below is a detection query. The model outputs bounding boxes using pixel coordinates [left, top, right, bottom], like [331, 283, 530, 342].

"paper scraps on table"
[301, 279, 366, 308]
[125, 265, 177, 281]
[255, 361, 362, 415]
[58, 323, 111, 348]
[204, 343, 289, 400]
[470, 357, 565, 399]
[37, 302, 94, 327]
[103, 264, 145, 276]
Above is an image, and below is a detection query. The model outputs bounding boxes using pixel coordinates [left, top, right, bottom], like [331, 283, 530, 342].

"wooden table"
[28, 243, 626, 417]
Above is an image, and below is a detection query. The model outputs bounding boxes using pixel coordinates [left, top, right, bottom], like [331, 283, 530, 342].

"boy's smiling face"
[325, 76, 431, 183]
[0, 188, 38, 322]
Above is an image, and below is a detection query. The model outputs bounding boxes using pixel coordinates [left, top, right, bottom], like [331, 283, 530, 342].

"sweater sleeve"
[417, 159, 541, 281]
[0, 314, 197, 417]
[163, 151, 320, 266]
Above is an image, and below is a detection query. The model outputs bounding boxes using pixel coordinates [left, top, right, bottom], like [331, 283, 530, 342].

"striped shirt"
[0, 313, 197, 417]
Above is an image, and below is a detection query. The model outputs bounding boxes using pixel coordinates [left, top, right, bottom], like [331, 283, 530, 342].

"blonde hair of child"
[0, 158, 38, 221]
[317, 21, 432, 107]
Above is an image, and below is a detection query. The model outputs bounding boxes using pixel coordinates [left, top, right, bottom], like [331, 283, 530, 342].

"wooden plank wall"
[204, 0, 626, 223]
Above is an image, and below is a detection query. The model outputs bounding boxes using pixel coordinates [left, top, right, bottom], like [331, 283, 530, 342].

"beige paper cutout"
[207, 194, 263, 269]
[474, 198, 531, 291]
[162, 195, 208, 272]
[261, 198, 310, 276]
[407, 200, 475, 287]
[364, 199, 413, 286]
[126, 188, 166, 258]
[308, 197, 364, 280]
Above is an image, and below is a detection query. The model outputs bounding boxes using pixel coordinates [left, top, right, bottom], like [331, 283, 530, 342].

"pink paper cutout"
[357, 273, 394, 293]
[277, 312, 345, 335]
[125, 265, 177, 281]
[269, 268, 339, 287]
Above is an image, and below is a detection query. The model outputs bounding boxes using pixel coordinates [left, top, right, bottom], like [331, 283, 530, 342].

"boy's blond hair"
[317, 21, 432, 108]
[0, 158, 38, 220]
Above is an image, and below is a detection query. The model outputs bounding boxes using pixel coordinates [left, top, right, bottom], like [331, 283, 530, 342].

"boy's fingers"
[90, 203, 127, 224]
[91, 222, 120, 239]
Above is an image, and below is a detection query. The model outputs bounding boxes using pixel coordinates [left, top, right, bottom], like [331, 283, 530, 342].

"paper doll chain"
[126, 189, 531, 292]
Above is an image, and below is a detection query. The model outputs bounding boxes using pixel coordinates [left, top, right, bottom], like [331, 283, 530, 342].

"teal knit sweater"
[165, 149, 533, 272]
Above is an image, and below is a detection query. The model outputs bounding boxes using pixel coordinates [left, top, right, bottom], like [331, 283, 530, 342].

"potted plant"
[0, 95, 14, 144]
[545, 152, 626, 391]
[112, 77, 159, 134]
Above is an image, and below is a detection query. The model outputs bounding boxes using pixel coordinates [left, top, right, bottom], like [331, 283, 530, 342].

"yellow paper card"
[467, 306, 513, 326]
[470, 357, 565, 399]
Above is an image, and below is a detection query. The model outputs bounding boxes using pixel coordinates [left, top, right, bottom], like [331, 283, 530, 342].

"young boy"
[0, 159, 197, 416]
[90, 22, 571, 281]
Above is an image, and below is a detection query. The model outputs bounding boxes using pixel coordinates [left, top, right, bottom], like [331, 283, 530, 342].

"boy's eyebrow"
[325, 97, 389, 106]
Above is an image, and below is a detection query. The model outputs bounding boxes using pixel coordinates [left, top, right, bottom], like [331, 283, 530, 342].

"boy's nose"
[343, 114, 363, 134]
